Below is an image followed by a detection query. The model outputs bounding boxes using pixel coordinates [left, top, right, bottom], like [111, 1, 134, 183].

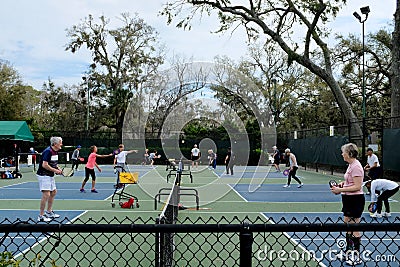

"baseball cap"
[77, 145, 82, 148]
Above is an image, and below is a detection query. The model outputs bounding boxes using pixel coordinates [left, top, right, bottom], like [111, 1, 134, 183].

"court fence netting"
[0, 216, 398, 267]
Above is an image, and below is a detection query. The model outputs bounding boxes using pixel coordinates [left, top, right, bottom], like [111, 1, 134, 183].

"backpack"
[119, 197, 134, 208]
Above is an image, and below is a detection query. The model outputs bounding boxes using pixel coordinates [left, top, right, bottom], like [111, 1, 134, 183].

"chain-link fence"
[0, 216, 398, 267]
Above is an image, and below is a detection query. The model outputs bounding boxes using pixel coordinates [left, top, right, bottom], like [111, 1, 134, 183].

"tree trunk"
[391, 0, 400, 128]
[322, 72, 363, 142]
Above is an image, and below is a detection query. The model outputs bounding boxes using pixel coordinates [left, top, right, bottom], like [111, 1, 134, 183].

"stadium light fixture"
[354, 6, 370, 164]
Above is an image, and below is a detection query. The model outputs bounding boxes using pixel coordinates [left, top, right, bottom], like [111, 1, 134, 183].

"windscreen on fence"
[288, 136, 348, 166]
[383, 128, 400, 172]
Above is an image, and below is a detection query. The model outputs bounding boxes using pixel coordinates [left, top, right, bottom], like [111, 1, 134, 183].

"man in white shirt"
[191, 144, 201, 169]
[364, 179, 399, 218]
[364, 148, 382, 180]
[114, 144, 138, 170]
[114, 144, 138, 186]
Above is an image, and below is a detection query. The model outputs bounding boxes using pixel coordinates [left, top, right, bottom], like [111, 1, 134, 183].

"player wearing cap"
[71, 145, 82, 171]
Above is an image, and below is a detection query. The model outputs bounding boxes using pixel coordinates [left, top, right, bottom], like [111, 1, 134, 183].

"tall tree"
[240, 41, 309, 128]
[65, 13, 164, 134]
[161, 0, 363, 137]
[0, 60, 31, 120]
[391, 0, 400, 127]
[38, 80, 87, 132]
[335, 30, 392, 119]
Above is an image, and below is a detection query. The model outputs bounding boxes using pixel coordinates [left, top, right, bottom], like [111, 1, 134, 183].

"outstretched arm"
[97, 153, 113, 158]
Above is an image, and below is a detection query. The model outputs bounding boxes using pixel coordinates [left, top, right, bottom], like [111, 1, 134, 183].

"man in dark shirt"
[36, 137, 63, 222]
[224, 147, 235, 175]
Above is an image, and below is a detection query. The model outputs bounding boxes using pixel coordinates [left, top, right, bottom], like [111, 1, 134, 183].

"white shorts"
[37, 175, 57, 191]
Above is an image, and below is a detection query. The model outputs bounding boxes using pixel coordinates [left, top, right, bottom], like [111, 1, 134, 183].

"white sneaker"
[38, 214, 51, 222]
[370, 212, 382, 218]
[45, 211, 60, 219]
[382, 212, 391, 217]
[283, 184, 290, 188]
[297, 183, 304, 188]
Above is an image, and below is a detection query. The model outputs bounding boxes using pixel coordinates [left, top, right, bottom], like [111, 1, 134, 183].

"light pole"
[271, 78, 277, 122]
[82, 76, 90, 132]
[353, 6, 370, 163]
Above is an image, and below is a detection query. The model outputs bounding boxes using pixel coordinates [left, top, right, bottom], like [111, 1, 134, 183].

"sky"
[0, 0, 396, 89]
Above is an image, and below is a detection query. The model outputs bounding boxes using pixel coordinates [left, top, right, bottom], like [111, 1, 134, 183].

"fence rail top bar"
[0, 222, 399, 233]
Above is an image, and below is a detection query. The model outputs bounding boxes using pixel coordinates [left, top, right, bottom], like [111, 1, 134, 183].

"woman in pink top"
[80, 146, 111, 193]
[331, 143, 365, 265]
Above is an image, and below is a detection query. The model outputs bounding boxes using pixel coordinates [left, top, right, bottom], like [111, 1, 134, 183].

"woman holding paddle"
[330, 143, 365, 265]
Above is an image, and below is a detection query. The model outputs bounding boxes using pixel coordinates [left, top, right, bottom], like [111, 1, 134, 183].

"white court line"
[227, 184, 249, 202]
[259, 212, 327, 267]
[14, 210, 89, 259]
[0, 181, 28, 189]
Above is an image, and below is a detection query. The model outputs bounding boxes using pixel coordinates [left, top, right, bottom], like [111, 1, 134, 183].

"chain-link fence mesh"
[0, 216, 398, 267]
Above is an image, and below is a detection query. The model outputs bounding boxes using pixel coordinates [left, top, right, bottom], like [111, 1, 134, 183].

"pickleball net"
[156, 161, 182, 267]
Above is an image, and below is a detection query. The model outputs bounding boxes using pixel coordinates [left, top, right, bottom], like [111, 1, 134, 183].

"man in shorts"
[36, 136, 63, 222]
[191, 144, 201, 169]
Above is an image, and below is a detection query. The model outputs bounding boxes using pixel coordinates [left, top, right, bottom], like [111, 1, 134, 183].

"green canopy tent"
[0, 121, 34, 178]
[0, 121, 34, 142]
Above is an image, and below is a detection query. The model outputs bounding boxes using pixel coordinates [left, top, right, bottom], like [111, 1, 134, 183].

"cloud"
[0, 0, 395, 89]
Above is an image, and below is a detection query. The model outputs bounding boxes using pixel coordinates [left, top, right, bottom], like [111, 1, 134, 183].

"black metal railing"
[0, 216, 398, 267]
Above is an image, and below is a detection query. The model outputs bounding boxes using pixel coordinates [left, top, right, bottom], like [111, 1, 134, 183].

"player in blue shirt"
[36, 137, 63, 222]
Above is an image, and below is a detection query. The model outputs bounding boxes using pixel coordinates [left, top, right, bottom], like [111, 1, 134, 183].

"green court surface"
[0, 163, 399, 266]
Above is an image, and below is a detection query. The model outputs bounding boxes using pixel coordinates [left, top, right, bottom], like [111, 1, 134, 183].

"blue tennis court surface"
[0, 210, 84, 257]
[0, 182, 120, 200]
[232, 184, 341, 202]
[262, 212, 399, 267]
[213, 166, 287, 178]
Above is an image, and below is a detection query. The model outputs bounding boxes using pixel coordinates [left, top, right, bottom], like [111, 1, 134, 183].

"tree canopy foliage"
[161, 0, 384, 137]
[0, 2, 398, 148]
[0, 60, 38, 122]
[65, 13, 165, 133]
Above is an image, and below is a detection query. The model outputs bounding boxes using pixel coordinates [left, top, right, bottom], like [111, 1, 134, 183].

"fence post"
[240, 221, 253, 267]
[155, 218, 160, 267]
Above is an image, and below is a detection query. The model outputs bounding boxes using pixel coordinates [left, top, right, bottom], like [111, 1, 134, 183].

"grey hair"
[285, 148, 290, 153]
[341, 143, 359, 158]
[50, 136, 63, 146]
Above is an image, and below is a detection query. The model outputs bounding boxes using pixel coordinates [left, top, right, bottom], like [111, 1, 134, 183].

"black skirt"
[341, 194, 365, 218]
